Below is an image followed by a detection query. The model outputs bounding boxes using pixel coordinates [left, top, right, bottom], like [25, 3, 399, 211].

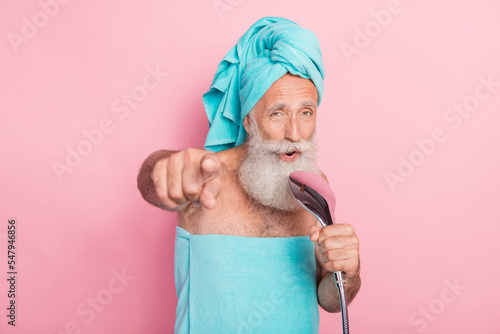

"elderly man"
[137, 17, 360, 333]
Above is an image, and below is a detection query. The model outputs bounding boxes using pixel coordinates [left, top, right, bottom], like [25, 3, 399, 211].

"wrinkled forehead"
[256, 74, 319, 111]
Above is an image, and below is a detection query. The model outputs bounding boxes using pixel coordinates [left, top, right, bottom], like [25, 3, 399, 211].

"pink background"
[1, 0, 499, 333]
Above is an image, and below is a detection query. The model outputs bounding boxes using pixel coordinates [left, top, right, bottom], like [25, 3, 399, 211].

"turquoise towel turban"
[202, 16, 326, 152]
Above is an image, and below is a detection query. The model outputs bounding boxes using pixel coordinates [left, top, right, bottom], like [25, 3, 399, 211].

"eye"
[270, 111, 283, 117]
[302, 110, 313, 116]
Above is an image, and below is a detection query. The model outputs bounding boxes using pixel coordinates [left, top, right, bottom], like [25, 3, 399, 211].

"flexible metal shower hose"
[333, 271, 349, 334]
[338, 284, 349, 334]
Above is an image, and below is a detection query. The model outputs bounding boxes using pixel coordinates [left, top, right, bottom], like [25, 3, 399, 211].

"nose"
[284, 116, 301, 142]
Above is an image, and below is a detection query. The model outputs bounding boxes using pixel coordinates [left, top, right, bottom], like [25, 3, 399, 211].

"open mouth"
[280, 151, 299, 161]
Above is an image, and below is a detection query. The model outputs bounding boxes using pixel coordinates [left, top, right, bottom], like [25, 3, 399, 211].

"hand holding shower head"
[288, 171, 349, 334]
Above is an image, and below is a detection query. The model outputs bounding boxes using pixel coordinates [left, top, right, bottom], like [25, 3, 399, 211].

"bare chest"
[178, 172, 315, 237]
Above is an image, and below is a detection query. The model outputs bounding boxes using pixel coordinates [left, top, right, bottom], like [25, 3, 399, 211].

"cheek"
[262, 122, 286, 139]
[299, 121, 316, 138]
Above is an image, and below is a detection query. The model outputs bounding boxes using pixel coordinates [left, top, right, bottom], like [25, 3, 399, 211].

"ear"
[242, 114, 251, 133]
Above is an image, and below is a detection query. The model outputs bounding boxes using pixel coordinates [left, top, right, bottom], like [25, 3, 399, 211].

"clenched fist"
[309, 223, 360, 278]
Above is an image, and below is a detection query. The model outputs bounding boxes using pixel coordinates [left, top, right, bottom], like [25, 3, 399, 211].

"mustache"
[253, 135, 318, 155]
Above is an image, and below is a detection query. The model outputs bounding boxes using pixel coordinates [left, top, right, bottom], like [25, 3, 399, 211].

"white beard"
[237, 117, 321, 211]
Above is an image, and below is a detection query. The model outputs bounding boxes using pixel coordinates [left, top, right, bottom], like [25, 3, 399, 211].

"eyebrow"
[267, 101, 316, 113]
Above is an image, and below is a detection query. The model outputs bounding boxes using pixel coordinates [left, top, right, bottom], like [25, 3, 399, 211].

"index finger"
[200, 153, 221, 183]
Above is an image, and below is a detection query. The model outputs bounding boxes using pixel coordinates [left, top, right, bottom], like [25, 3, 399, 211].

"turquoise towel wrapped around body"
[174, 226, 320, 333]
[202, 16, 326, 152]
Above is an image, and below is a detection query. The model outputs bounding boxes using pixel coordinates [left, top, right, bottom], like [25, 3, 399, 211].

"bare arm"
[310, 222, 361, 313]
[309, 172, 361, 312]
[317, 261, 361, 313]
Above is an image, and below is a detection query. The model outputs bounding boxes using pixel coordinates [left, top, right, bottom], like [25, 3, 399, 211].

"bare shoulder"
[216, 146, 244, 171]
